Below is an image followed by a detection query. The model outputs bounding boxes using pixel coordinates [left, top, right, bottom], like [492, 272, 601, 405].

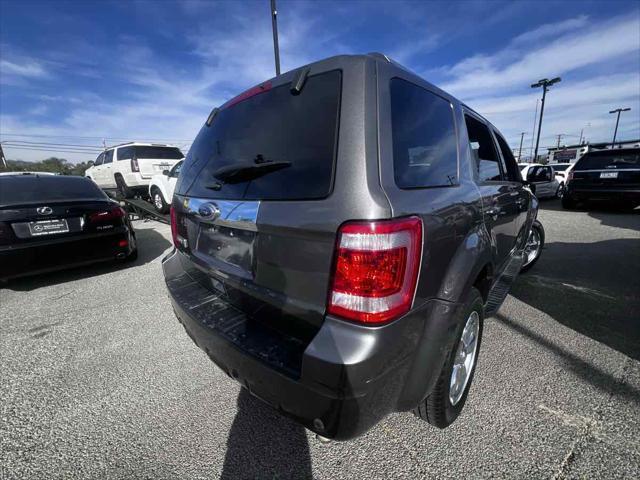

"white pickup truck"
[85, 143, 184, 198]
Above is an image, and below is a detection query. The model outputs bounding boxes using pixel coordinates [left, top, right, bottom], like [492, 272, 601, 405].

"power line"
[0, 132, 194, 142]
[3, 140, 103, 149]
[2, 145, 104, 155]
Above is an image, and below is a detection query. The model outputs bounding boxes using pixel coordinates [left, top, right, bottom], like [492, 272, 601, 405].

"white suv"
[85, 143, 184, 198]
[148, 160, 183, 213]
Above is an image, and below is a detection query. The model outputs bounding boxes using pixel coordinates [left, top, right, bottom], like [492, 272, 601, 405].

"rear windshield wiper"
[212, 160, 291, 184]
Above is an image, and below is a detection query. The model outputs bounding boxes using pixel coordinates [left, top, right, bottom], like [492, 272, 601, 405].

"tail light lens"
[88, 206, 126, 223]
[328, 216, 423, 324]
[131, 158, 140, 172]
[170, 206, 178, 247]
[170, 206, 188, 249]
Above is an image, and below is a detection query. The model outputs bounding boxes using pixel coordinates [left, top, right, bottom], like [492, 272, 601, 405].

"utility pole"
[579, 122, 591, 145]
[555, 134, 565, 148]
[517, 132, 525, 162]
[270, 0, 281, 76]
[609, 107, 630, 148]
[531, 77, 561, 162]
[530, 99, 539, 162]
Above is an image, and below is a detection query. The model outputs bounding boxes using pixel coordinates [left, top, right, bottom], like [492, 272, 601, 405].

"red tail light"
[88, 206, 126, 223]
[131, 158, 140, 172]
[170, 206, 179, 247]
[328, 216, 423, 324]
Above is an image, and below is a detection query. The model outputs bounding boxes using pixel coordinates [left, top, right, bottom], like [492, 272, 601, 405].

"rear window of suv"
[575, 150, 640, 170]
[178, 70, 342, 200]
[133, 146, 183, 159]
[390, 78, 458, 188]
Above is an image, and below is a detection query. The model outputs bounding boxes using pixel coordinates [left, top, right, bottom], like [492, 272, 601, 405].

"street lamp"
[609, 108, 630, 148]
[531, 77, 561, 162]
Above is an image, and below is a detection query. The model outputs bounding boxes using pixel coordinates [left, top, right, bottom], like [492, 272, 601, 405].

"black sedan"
[0, 173, 137, 281]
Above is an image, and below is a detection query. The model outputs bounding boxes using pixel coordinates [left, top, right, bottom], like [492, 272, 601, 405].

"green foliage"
[1, 157, 92, 176]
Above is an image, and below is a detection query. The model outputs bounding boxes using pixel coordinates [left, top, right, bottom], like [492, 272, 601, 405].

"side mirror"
[87, 161, 94, 167]
[162, 170, 170, 176]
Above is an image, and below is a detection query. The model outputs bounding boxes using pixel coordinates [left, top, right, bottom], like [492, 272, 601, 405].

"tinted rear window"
[134, 146, 184, 159]
[576, 151, 640, 170]
[178, 70, 342, 200]
[0, 176, 107, 206]
[390, 78, 458, 188]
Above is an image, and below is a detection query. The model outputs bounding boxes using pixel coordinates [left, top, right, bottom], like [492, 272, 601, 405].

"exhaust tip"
[116, 252, 126, 260]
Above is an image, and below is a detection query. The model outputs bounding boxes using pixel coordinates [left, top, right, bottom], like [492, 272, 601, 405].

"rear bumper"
[566, 186, 640, 203]
[163, 250, 461, 440]
[0, 229, 134, 280]
[123, 173, 152, 186]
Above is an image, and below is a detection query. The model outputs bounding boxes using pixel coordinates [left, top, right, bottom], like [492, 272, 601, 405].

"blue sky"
[1, 0, 639, 163]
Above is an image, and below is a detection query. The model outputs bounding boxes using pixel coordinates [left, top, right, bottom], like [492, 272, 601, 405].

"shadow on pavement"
[494, 313, 640, 407]
[221, 389, 312, 480]
[4, 225, 171, 292]
[510, 237, 640, 361]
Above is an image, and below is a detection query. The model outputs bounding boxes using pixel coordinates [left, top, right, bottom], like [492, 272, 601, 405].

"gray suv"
[162, 53, 543, 440]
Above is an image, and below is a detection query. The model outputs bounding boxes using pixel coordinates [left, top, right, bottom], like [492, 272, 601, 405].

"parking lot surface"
[1, 202, 639, 479]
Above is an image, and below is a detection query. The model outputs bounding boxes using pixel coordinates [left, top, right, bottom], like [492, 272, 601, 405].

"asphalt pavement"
[1, 201, 639, 479]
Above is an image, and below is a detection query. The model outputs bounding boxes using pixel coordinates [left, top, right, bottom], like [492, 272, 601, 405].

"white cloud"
[0, 59, 47, 78]
[512, 15, 589, 45]
[427, 13, 640, 153]
[441, 15, 640, 97]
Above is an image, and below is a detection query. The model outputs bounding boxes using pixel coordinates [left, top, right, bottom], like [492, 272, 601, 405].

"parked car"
[562, 147, 640, 210]
[0, 173, 137, 281]
[551, 162, 575, 197]
[519, 163, 561, 198]
[148, 160, 183, 213]
[162, 53, 543, 440]
[85, 143, 184, 199]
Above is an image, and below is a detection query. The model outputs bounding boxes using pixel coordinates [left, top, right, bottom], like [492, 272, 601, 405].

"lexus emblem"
[36, 206, 53, 215]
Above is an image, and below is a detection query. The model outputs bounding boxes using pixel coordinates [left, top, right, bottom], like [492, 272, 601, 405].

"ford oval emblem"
[198, 203, 221, 220]
[36, 206, 53, 215]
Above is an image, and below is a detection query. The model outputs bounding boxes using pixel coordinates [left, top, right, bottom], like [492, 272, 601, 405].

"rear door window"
[390, 78, 458, 188]
[465, 115, 502, 182]
[576, 151, 640, 170]
[494, 132, 522, 182]
[179, 70, 342, 200]
[117, 146, 133, 160]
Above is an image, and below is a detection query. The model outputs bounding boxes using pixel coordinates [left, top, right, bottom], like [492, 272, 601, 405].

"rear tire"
[520, 220, 544, 273]
[115, 174, 134, 199]
[561, 194, 576, 210]
[125, 248, 138, 262]
[151, 187, 169, 214]
[556, 183, 564, 198]
[413, 287, 484, 429]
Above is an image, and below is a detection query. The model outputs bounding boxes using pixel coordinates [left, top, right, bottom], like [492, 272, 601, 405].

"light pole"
[531, 77, 561, 162]
[609, 108, 630, 148]
[270, 0, 281, 76]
